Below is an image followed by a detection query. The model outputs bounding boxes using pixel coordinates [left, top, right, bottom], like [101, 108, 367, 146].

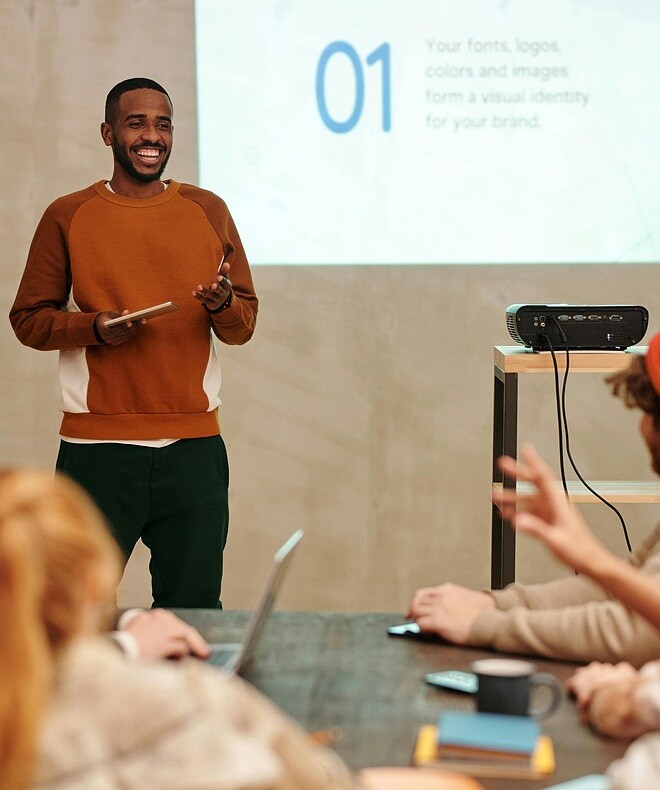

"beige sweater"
[469, 523, 660, 668]
[608, 732, 660, 790]
[578, 661, 660, 788]
[34, 639, 357, 789]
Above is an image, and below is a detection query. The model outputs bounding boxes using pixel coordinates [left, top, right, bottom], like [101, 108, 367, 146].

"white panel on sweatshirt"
[202, 336, 222, 411]
[58, 292, 90, 414]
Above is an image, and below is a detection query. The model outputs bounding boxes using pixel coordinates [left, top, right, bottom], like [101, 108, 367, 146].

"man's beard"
[112, 140, 171, 183]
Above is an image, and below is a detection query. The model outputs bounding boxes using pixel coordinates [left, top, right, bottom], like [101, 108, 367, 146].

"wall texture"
[2, 0, 658, 612]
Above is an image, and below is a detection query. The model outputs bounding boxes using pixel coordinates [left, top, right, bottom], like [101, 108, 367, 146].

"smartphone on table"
[424, 670, 478, 694]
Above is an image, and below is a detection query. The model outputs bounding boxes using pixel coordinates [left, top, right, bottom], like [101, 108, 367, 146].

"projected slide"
[195, 1, 660, 264]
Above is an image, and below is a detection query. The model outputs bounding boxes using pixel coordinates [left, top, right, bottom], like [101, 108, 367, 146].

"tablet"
[103, 301, 179, 327]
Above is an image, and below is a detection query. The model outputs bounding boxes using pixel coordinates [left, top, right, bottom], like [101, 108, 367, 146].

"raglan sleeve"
[205, 196, 258, 345]
[491, 574, 609, 611]
[468, 597, 660, 667]
[9, 201, 102, 350]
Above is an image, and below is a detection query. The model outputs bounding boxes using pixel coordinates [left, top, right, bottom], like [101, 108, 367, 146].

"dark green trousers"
[56, 436, 229, 608]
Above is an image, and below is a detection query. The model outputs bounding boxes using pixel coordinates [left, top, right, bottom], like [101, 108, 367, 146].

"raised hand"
[492, 444, 607, 575]
[193, 259, 233, 312]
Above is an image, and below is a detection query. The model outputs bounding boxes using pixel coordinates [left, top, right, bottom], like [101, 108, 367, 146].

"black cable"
[544, 319, 632, 553]
[540, 331, 570, 498]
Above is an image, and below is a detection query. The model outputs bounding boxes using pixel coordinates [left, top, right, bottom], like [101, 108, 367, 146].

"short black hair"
[105, 78, 171, 125]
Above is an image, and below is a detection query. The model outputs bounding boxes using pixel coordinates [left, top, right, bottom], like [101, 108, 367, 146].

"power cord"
[544, 330, 570, 498]
[540, 321, 632, 553]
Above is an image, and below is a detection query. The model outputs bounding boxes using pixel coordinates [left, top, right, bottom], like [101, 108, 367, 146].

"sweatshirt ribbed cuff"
[469, 608, 507, 647]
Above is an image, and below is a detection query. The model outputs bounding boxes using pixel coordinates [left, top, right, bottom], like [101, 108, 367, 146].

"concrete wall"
[2, 0, 658, 612]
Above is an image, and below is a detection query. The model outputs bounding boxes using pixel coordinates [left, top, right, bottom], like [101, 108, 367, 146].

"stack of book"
[413, 710, 555, 780]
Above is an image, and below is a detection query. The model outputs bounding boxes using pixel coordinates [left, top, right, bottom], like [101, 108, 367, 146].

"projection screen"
[195, 0, 659, 265]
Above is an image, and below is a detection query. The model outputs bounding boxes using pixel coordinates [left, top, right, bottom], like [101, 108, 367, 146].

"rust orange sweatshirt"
[10, 180, 258, 440]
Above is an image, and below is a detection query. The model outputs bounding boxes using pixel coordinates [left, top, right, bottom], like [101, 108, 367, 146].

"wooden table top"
[174, 609, 630, 790]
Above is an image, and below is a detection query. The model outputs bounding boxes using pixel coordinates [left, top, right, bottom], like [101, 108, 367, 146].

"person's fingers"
[409, 588, 431, 610]
[414, 614, 434, 632]
[492, 486, 536, 521]
[414, 588, 445, 608]
[492, 487, 527, 510]
[576, 686, 594, 709]
[498, 446, 554, 496]
[410, 601, 433, 616]
[565, 677, 587, 706]
[501, 446, 576, 527]
[520, 444, 566, 505]
[497, 454, 533, 482]
[149, 610, 210, 659]
[492, 485, 516, 502]
[166, 638, 192, 659]
[407, 590, 434, 618]
[566, 669, 587, 690]
[183, 625, 211, 658]
[512, 511, 550, 537]
[565, 664, 613, 709]
[193, 283, 230, 305]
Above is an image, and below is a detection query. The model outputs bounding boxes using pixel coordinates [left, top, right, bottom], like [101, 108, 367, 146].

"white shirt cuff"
[111, 630, 141, 661]
[117, 607, 146, 630]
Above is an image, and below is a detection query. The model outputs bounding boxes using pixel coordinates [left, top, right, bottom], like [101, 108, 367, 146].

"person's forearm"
[11, 302, 103, 350]
[587, 555, 660, 631]
[209, 288, 258, 345]
[471, 601, 660, 667]
[10, 240, 101, 350]
[492, 572, 607, 611]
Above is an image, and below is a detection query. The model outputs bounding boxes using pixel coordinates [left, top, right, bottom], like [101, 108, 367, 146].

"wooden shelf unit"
[491, 345, 652, 589]
[492, 480, 660, 504]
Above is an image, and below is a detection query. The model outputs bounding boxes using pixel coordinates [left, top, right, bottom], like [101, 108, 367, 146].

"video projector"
[506, 304, 649, 351]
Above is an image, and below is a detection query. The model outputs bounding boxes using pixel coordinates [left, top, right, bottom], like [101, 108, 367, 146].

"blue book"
[437, 711, 540, 757]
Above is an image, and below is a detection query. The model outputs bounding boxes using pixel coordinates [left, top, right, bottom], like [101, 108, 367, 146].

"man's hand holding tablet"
[104, 301, 179, 327]
[95, 301, 179, 345]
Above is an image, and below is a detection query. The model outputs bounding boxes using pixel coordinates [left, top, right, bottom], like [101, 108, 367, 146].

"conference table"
[174, 610, 629, 789]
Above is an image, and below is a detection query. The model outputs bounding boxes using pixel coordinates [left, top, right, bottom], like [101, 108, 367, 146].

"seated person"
[407, 331, 660, 668]
[0, 467, 356, 789]
[491, 333, 660, 790]
[0, 467, 471, 790]
[495, 444, 660, 741]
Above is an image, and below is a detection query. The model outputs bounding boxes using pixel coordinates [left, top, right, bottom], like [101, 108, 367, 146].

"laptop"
[206, 529, 304, 675]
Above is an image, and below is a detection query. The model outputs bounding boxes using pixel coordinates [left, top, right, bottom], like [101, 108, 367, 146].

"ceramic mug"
[471, 658, 561, 719]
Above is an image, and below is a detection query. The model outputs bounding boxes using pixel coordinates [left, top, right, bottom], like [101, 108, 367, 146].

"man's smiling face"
[103, 88, 173, 183]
